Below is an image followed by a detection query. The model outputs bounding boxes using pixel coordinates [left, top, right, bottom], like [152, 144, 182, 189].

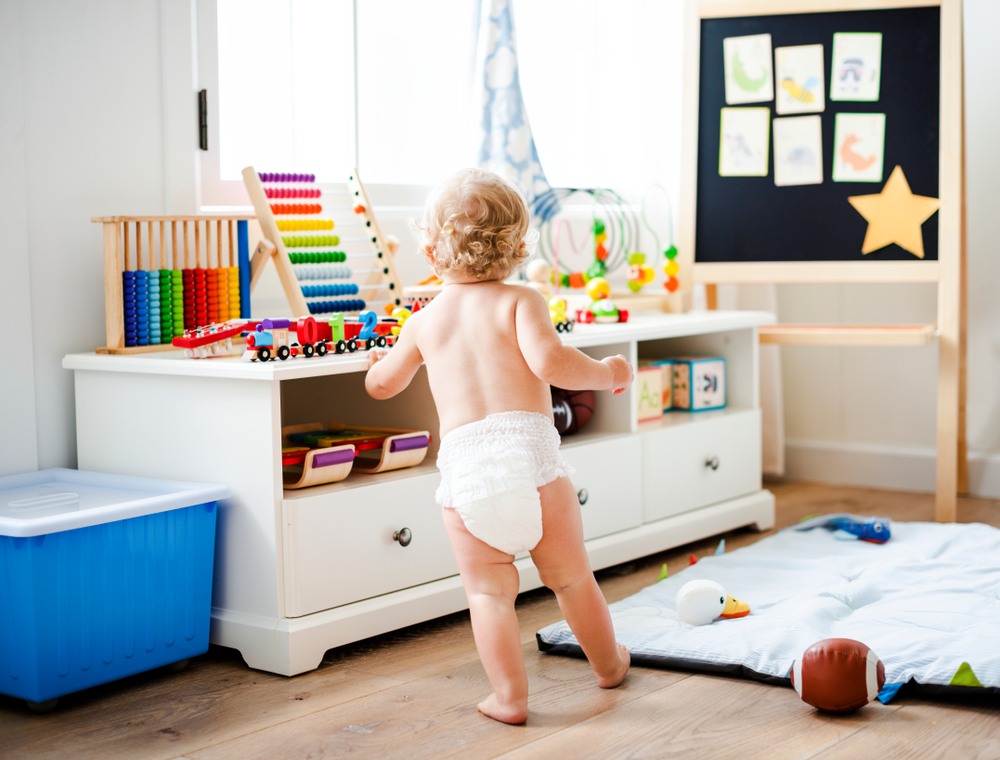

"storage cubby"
[636, 326, 758, 428]
[561, 340, 634, 446]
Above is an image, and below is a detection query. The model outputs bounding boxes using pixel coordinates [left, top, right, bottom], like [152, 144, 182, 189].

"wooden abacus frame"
[241, 167, 405, 319]
[93, 215, 254, 355]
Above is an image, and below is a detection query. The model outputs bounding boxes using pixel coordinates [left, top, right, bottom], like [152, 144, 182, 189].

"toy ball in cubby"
[551, 387, 595, 436]
[791, 638, 886, 714]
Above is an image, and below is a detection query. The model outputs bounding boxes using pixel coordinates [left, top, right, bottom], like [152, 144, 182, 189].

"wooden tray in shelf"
[281, 421, 431, 490]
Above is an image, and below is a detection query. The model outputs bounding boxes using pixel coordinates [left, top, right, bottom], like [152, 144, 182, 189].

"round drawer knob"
[577, 488, 589, 505]
[392, 528, 412, 547]
[705, 457, 720, 471]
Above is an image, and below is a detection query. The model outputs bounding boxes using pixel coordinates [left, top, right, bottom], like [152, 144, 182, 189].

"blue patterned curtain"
[474, 0, 559, 221]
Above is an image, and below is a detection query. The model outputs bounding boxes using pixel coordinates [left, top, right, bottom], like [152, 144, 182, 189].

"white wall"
[0, 1, 39, 476]
[0, 0, 197, 472]
[780, 0, 1000, 497]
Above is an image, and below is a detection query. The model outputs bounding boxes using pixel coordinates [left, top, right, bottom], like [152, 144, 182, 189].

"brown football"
[790, 638, 886, 713]
[551, 388, 595, 435]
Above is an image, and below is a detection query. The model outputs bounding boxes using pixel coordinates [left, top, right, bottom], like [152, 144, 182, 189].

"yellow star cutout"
[848, 166, 941, 258]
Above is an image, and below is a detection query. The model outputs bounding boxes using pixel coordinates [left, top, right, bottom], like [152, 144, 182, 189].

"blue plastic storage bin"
[0, 469, 229, 708]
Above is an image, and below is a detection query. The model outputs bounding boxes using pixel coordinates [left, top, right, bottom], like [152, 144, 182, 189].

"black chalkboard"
[695, 7, 940, 263]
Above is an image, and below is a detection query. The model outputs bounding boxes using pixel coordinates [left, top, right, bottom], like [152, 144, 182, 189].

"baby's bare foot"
[596, 643, 631, 689]
[478, 693, 528, 725]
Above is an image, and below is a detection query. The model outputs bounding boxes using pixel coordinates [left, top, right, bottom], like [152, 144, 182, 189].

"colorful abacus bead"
[276, 219, 335, 231]
[287, 251, 346, 264]
[171, 270, 184, 337]
[307, 299, 366, 315]
[294, 265, 352, 280]
[134, 271, 150, 346]
[206, 268, 219, 323]
[258, 172, 316, 183]
[300, 283, 360, 298]
[263, 187, 321, 199]
[158, 270, 173, 344]
[194, 269, 208, 327]
[122, 271, 138, 347]
[227, 266, 240, 317]
[182, 269, 196, 328]
[283, 235, 340, 248]
[148, 277, 162, 344]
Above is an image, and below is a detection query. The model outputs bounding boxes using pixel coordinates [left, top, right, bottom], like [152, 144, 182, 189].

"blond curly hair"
[412, 168, 535, 282]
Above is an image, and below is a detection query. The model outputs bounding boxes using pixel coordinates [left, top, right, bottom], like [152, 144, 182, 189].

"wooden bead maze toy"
[93, 215, 252, 354]
[241, 168, 404, 320]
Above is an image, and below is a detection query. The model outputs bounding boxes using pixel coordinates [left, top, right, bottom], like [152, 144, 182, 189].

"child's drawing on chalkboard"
[723, 34, 774, 105]
[719, 107, 770, 177]
[773, 115, 823, 187]
[833, 113, 886, 182]
[775, 44, 825, 115]
[830, 33, 882, 102]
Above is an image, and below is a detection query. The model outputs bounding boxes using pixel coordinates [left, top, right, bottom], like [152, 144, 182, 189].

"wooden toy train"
[243, 312, 396, 362]
[172, 309, 411, 361]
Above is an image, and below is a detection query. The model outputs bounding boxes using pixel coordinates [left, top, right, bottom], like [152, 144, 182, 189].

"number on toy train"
[357, 310, 378, 341]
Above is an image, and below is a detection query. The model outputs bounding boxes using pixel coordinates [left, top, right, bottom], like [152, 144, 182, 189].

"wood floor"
[3, 481, 999, 759]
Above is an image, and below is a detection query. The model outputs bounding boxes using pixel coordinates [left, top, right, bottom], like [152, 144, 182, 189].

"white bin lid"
[0, 469, 231, 538]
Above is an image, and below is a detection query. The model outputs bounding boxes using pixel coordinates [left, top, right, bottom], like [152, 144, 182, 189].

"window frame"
[195, 0, 436, 210]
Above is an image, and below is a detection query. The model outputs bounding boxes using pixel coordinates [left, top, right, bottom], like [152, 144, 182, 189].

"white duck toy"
[676, 579, 751, 626]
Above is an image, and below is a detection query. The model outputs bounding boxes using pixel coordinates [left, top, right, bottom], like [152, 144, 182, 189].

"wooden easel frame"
[678, 0, 966, 521]
[241, 167, 404, 319]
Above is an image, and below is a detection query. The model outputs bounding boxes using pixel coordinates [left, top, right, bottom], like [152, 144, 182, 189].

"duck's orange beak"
[720, 595, 750, 619]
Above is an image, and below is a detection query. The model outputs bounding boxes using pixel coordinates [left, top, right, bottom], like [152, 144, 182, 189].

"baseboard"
[784, 440, 1000, 499]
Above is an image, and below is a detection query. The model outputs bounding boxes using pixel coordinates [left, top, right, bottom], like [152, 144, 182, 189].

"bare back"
[413, 281, 552, 437]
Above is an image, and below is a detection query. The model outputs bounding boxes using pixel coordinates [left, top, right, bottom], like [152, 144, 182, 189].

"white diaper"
[435, 411, 575, 555]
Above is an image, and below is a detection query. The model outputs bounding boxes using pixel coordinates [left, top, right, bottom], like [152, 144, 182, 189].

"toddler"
[365, 168, 634, 724]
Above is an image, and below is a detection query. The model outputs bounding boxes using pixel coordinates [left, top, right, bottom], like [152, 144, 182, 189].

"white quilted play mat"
[537, 521, 1000, 700]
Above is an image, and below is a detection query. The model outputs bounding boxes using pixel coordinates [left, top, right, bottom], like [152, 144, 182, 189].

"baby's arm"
[515, 289, 633, 393]
[365, 312, 424, 399]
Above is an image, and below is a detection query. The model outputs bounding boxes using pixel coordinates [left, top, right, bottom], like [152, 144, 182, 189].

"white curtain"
[472, 0, 557, 218]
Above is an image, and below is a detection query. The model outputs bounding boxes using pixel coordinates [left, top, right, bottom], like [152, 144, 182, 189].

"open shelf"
[282, 458, 440, 500]
[560, 429, 632, 450]
[758, 323, 937, 346]
[637, 405, 756, 436]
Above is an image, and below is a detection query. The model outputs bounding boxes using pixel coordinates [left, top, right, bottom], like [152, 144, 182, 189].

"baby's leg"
[530, 476, 630, 688]
[442, 507, 528, 724]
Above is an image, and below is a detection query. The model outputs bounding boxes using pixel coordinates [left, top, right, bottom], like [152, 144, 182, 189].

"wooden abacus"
[93, 215, 253, 354]
[241, 167, 404, 319]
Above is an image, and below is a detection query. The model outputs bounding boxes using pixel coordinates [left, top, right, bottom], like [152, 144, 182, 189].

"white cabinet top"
[63, 311, 774, 381]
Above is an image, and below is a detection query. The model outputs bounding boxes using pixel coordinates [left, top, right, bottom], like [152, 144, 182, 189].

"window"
[200, 0, 477, 206]
[515, 0, 685, 196]
[199, 0, 684, 210]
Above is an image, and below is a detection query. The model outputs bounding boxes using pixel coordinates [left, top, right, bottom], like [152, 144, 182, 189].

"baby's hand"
[368, 347, 390, 369]
[602, 355, 634, 395]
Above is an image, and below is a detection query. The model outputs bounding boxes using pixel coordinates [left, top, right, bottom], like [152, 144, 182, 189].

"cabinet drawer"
[282, 472, 457, 618]
[642, 409, 761, 523]
[561, 435, 642, 542]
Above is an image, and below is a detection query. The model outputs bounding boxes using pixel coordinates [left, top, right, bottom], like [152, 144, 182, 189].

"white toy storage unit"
[64, 311, 775, 676]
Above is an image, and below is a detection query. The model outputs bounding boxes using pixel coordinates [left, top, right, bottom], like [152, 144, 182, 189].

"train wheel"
[347, 338, 359, 352]
[257, 347, 271, 362]
[316, 342, 328, 356]
[277, 345, 291, 361]
[365, 337, 376, 350]
[336, 340, 347, 354]
[303, 343, 315, 358]
[376, 335, 388, 348]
